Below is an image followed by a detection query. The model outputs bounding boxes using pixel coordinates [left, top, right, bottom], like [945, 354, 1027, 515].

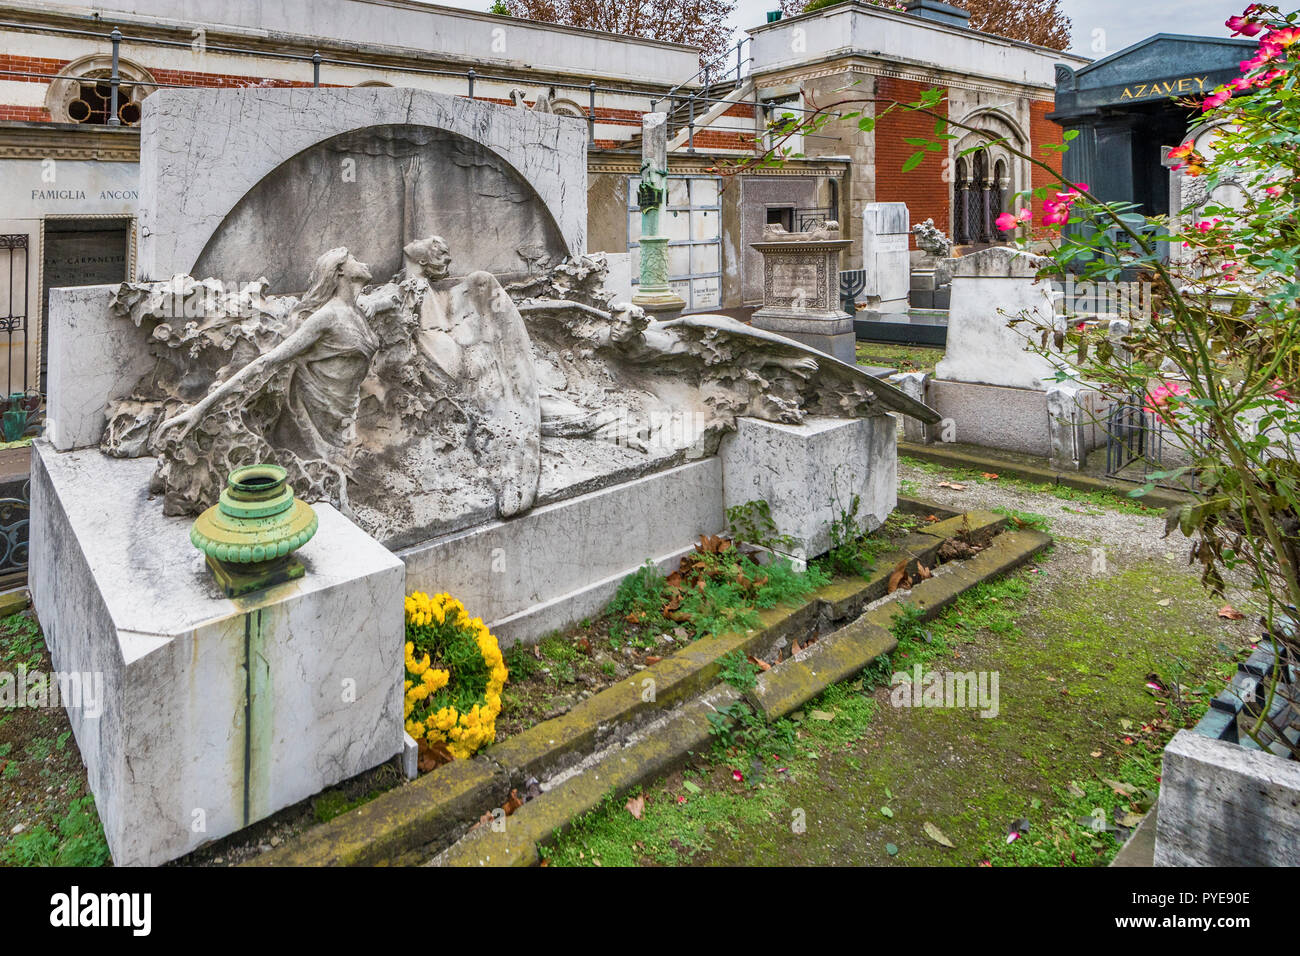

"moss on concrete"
[544, 544, 1252, 867]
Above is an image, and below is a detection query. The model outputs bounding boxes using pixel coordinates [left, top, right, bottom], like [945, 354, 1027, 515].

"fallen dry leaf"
[915, 562, 932, 581]
[923, 822, 955, 848]
[887, 559, 909, 594]
[645, 655, 663, 665]
[1218, 605, 1245, 620]
[747, 653, 772, 672]
[503, 789, 524, 816]
[625, 794, 645, 820]
[938, 481, 967, 490]
[417, 739, 454, 773]
[981, 472, 1000, 480]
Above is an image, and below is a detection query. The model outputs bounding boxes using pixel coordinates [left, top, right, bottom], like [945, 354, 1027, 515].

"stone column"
[632, 112, 686, 319]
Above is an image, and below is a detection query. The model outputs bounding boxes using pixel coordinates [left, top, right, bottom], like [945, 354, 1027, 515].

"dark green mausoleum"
[1050, 34, 1257, 217]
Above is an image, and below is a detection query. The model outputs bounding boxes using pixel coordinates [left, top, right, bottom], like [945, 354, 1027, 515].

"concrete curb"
[432, 691, 738, 867]
[250, 509, 1028, 868]
[751, 528, 1052, 721]
[898, 440, 1191, 511]
[435, 527, 1053, 867]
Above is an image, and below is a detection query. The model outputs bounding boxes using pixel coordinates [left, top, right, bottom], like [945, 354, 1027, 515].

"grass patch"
[991, 507, 1052, 532]
[0, 796, 109, 867]
[608, 542, 829, 649]
[855, 342, 943, 374]
[543, 546, 1246, 868]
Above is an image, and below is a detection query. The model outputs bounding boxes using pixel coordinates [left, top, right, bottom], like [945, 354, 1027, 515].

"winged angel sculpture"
[101, 240, 938, 545]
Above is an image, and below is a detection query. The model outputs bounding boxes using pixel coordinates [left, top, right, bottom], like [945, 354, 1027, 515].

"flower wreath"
[403, 591, 507, 761]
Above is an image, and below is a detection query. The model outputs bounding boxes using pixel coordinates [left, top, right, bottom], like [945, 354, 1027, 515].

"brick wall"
[0, 105, 49, 121]
[1029, 98, 1065, 236]
[0, 53, 68, 82]
[873, 76, 949, 248]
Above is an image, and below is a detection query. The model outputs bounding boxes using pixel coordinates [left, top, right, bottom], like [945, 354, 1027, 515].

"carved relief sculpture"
[102, 241, 939, 546]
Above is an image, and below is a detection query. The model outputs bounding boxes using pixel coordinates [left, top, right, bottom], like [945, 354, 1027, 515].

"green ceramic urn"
[190, 464, 318, 597]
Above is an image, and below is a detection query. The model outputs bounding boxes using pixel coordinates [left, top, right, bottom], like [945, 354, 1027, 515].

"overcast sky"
[429, 0, 1246, 57]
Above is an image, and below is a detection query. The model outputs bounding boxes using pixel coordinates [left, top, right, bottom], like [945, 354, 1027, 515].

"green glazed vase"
[190, 464, 318, 596]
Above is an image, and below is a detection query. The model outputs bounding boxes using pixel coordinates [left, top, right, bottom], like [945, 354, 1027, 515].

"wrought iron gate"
[1104, 395, 1160, 478]
[1, 235, 31, 400]
[0, 236, 34, 587]
[1104, 393, 1200, 490]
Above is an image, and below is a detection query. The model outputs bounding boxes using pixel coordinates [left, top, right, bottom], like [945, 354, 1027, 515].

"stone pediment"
[1052, 34, 1257, 117]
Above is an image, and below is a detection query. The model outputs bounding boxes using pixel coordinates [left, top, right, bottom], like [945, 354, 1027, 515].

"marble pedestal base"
[749, 308, 856, 364]
[907, 377, 1110, 470]
[400, 459, 725, 648]
[28, 442, 406, 866]
[632, 292, 686, 323]
[718, 415, 897, 558]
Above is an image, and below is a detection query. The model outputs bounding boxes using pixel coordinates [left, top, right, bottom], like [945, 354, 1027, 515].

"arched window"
[45, 55, 156, 126]
[951, 110, 1026, 245]
[955, 151, 990, 243]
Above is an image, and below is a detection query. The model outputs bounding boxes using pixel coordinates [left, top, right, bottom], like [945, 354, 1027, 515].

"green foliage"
[512, 635, 584, 685]
[607, 546, 828, 647]
[717, 650, 758, 693]
[725, 499, 797, 554]
[889, 601, 930, 650]
[821, 493, 890, 578]
[707, 698, 798, 766]
[0, 796, 109, 867]
[992, 507, 1052, 532]
[503, 643, 541, 682]
[608, 562, 666, 646]
[0, 613, 44, 668]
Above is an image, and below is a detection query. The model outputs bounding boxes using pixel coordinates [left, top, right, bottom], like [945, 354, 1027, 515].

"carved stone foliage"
[102, 243, 936, 544]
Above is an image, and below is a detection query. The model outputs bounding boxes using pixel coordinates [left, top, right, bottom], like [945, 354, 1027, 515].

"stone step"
[426, 526, 1050, 867]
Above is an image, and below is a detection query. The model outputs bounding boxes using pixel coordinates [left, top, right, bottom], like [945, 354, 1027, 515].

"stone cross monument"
[631, 112, 686, 319]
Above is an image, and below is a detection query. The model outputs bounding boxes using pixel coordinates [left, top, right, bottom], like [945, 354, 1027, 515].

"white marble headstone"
[861, 202, 911, 312]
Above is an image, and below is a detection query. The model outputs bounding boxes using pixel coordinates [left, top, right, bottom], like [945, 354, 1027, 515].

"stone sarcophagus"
[31, 87, 939, 866]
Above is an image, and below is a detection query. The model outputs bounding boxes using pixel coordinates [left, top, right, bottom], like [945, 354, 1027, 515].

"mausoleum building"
[0, 0, 1085, 407]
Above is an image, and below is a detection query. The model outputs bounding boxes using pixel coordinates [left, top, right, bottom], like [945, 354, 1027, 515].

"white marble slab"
[400, 458, 725, 647]
[137, 87, 588, 281]
[719, 415, 897, 558]
[29, 442, 405, 866]
[45, 284, 152, 452]
[934, 246, 1065, 390]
